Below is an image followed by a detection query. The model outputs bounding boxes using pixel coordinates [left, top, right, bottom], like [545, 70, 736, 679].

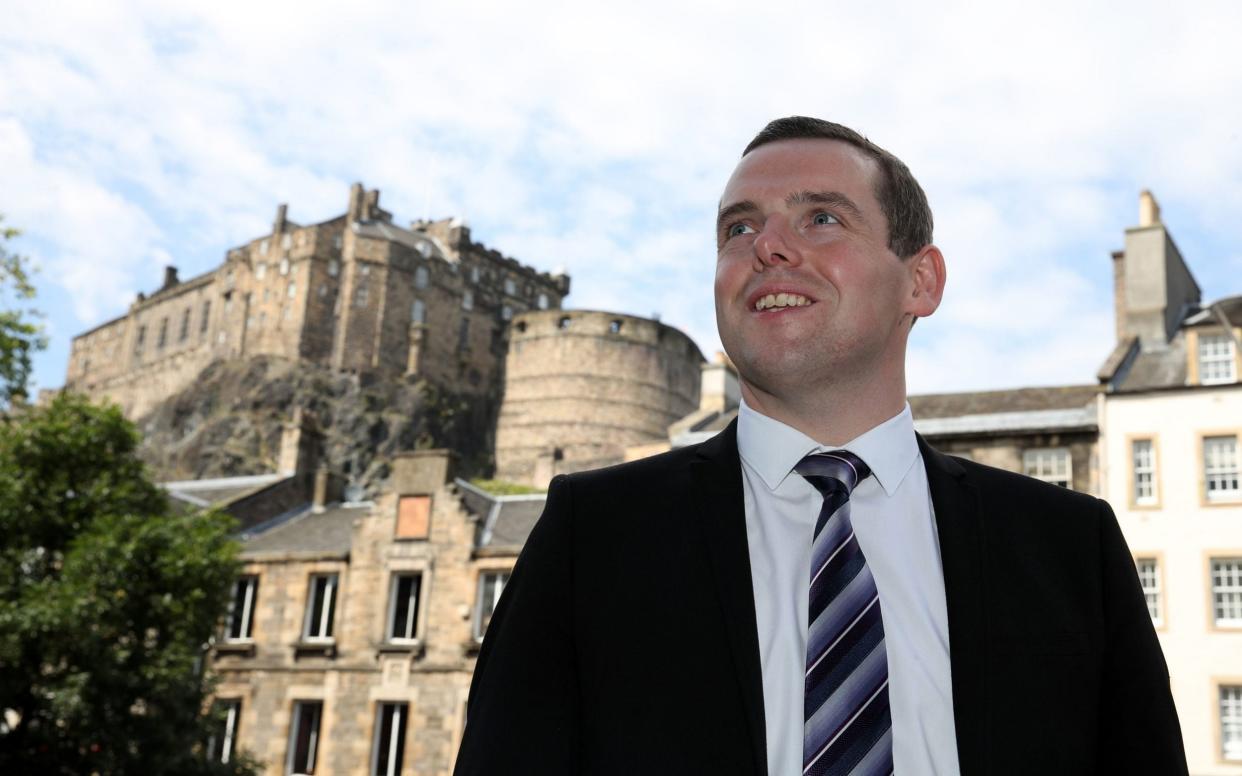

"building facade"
[65, 184, 570, 418]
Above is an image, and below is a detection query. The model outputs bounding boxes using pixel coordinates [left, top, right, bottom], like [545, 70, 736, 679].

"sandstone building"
[64, 184, 570, 419]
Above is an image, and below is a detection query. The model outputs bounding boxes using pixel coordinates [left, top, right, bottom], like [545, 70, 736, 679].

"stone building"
[208, 449, 543, 775]
[494, 309, 704, 487]
[64, 184, 570, 418]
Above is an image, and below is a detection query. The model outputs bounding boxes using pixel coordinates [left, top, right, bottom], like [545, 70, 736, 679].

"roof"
[353, 220, 452, 262]
[454, 479, 545, 550]
[163, 473, 287, 508]
[241, 502, 371, 556]
[908, 384, 1101, 418]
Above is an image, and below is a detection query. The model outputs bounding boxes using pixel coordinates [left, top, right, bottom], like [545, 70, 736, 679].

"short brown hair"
[743, 117, 933, 259]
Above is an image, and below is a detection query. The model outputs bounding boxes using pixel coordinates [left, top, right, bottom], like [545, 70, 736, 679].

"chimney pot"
[274, 203, 288, 233]
[1139, 190, 1161, 227]
[162, 266, 179, 289]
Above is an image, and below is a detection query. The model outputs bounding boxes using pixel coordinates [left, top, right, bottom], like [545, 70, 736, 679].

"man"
[455, 117, 1187, 775]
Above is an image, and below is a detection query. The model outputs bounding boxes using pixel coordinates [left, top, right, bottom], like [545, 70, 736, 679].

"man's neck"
[739, 370, 908, 447]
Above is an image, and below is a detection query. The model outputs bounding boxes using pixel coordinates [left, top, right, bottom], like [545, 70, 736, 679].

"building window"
[280, 257, 290, 275]
[1212, 558, 1242, 627]
[134, 324, 146, 354]
[287, 281, 297, 299]
[157, 318, 168, 348]
[179, 308, 191, 342]
[333, 234, 343, 251]
[411, 299, 426, 325]
[1022, 448, 1071, 488]
[302, 574, 338, 641]
[256, 262, 267, 280]
[1135, 558, 1161, 626]
[1222, 686, 1242, 761]
[281, 235, 292, 252]
[225, 575, 258, 641]
[287, 700, 323, 775]
[201, 301, 211, 333]
[263, 289, 271, 303]
[414, 266, 428, 289]
[259, 239, 269, 256]
[1132, 439, 1156, 505]
[609, 319, 623, 334]
[474, 570, 510, 641]
[1199, 332, 1237, 385]
[386, 573, 422, 642]
[355, 284, 369, 308]
[328, 259, 340, 277]
[1205, 435, 1240, 502]
[558, 315, 571, 330]
[470, 266, 480, 283]
[537, 293, 549, 310]
[501, 305, 513, 321]
[458, 318, 470, 352]
[462, 290, 474, 311]
[503, 278, 516, 296]
[371, 702, 408, 776]
[206, 699, 241, 764]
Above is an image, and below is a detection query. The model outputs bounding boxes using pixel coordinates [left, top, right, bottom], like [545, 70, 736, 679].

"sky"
[3, 0, 1240, 398]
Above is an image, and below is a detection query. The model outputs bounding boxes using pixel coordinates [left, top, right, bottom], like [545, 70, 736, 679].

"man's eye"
[811, 212, 839, 226]
[727, 223, 755, 238]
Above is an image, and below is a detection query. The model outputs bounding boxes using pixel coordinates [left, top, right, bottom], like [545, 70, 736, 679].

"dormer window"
[1199, 332, 1237, 385]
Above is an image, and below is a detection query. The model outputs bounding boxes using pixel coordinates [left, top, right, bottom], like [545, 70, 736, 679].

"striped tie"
[795, 451, 892, 776]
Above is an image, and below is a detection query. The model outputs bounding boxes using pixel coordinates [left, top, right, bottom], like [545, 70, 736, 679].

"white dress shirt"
[737, 400, 960, 776]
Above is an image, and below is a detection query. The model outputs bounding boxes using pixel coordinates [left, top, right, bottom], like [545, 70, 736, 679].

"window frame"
[1128, 435, 1160, 508]
[301, 573, 339, 642]
[1214, 679, 1242, 764]
[370, 702, 409, 776]
[1209, 556, 1242, 630]
[385, 572, 423, 643]
[1199, 331, 1238, 385]
[286, 700, 323, 776]
[1022, 447, 1072, 488]
[1134, 554, 1164, 629]
[225, 574, 259, 642]
[473, 567, 512, 642]
[207, 698, 242, 765]
[1201, 433, 1242, 505]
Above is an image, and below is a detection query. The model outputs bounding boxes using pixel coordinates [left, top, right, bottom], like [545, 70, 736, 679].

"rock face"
[137, 355, 495, 497]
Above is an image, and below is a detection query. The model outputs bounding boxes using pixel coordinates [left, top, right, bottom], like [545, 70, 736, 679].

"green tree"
[0, 394, 257, 775]
[0, 215, 46, 407]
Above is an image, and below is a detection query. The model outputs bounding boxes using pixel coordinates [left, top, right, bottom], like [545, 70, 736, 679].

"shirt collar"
[736, 399, 919, 497]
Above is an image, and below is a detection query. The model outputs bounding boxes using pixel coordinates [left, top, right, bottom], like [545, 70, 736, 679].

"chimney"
[1114, 190, 1201, 348]
[273, 203, 288, 233]
[278, 407, 320, 476]
[391, 449, 456, 495]
[364, 189, 381, 219]
[1139, 190, 1161, 227]
[312, 466, 331, 512]
[347, 182, 366, 223]
[162, 266, 179, 290]
[698, 352, 740, 413]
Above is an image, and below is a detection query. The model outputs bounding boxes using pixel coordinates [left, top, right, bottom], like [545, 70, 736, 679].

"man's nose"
[752, 217, 801, 270]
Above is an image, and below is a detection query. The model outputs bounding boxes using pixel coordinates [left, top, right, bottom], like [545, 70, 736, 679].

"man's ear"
[908, 243, 946, 319]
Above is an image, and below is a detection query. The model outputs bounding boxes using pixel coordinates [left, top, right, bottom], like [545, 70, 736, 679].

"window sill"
[213, 641, 256, 658]
[462, 638, 484, 657]
[376, 640, 424, 658]
[293, 640, 337, 658]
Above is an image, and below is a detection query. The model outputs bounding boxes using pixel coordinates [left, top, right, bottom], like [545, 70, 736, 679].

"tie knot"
[794, 450, 871, 497]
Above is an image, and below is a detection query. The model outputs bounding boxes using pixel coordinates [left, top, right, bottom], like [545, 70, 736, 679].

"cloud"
[4, 0, 1240, 394]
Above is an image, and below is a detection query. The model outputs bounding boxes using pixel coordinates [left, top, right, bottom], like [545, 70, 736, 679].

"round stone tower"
[494, 309, 704, 486]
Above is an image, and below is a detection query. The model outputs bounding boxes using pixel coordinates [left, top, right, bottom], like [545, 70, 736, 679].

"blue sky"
[3, 0, 1240, 398]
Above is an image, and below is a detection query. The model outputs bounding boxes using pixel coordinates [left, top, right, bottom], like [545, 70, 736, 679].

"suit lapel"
[691, 420, 768, 775]
[918, 436, 989, 776]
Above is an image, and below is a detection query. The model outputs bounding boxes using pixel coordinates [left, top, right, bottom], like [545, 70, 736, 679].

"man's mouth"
[753, 293, 813, 312]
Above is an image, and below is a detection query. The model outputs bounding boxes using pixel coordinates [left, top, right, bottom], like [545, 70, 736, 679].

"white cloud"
[4, 0, 1241, 394]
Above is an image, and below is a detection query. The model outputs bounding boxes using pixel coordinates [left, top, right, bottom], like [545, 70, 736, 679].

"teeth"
[754, 293, 811, 311]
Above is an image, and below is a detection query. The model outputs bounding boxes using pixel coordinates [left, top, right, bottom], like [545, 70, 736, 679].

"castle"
[65, 184, 571, 419]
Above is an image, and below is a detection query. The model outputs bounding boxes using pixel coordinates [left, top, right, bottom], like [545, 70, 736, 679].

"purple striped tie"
[795, 451, 892, 776]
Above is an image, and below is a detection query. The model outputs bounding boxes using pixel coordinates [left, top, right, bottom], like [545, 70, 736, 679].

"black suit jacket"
[455, 421, 1187, 775]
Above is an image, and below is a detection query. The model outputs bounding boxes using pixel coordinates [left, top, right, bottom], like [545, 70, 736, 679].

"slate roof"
[163, 473, 287, 509]
[241, 502, 371, 556]
[908, 384, 1101, 418]
[454, 479, 546, 551]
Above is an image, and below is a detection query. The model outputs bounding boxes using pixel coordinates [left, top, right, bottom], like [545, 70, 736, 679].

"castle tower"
[494, 310, 704, 487]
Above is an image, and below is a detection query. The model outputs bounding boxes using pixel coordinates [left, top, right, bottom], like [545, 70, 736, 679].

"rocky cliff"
[137, 356, 496, 498]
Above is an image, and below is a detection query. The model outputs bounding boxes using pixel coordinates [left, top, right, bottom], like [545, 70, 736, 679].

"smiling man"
[455, 117, 1187, 776]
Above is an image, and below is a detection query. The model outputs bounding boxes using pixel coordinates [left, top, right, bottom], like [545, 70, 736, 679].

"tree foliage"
[0, 215, 46, 407]
[0, 394, 257, 775]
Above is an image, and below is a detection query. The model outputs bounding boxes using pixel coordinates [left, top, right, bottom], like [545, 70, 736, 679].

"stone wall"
[495, 309, 705, 485]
